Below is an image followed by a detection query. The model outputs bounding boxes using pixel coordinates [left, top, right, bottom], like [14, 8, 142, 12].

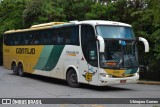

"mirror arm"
[138, 37, 149, 52]
[97, 36, 105, 53]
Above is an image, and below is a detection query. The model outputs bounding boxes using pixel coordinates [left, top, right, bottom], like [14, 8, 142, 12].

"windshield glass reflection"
[100, 40, 139, 69]
[96, 25, 135, 39]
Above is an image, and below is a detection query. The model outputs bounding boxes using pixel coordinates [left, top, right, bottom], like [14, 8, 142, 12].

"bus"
[3, 20, 149, 87]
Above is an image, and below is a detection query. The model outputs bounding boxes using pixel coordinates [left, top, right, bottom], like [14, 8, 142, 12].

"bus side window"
[30, 32, 38, 45]
[24, 34, 29, 45]
[43, 35, 47, 44]
[51, 29, 59, 45]
[64, 26, 79, 45]
[4, 34, 12, 45]
[47, 31, 52, 44]
[28, 34, 32, 45]
[58, 29, 64, 45]
[18, 33, 25, 45]
[25, 34, 28, 45]
[14, 34, 19, 45]
[44, 35, 48, 44]
[65, 27, 71, 44]
[71, 26, 79, 45]
[58, 36, 64, 44]
[3, 34, 7, 45]
[41, 30, 47, 44]
[34, 32, 40, 44]
[30, 34, 35, 44]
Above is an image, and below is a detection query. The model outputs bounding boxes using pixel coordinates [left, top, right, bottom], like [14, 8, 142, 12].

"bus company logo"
[83, 68, 97, 82]
[83, 72, 94, 82]
[16, 48, 35, 54]
[66, 51, 79, 56]
[2, 99, 11, 104]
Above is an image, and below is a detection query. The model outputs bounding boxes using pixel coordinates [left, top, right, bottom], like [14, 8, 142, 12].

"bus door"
[80, 25, 99, 85]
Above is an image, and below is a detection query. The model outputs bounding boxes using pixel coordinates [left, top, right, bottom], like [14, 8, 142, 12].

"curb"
[138, 80, 160, 85]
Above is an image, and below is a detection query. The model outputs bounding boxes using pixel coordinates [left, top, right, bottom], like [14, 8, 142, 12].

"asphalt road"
[0, 66, 160, 107]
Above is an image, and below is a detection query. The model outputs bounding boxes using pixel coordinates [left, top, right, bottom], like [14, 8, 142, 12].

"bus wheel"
[67, 69, 80, 88]
[18, 63, 25, 77]
[11, 62, 17, 75]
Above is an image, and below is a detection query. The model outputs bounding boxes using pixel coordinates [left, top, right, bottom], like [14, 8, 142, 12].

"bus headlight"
[108, 75, 112, 78]
[100, 73, 113, 78]
[100, 73, 107, 77]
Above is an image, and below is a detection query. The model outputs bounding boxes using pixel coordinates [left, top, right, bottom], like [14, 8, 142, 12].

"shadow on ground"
[9, 72, 132, 91]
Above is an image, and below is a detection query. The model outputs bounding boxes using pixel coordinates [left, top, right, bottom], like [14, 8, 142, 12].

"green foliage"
[23, 0, 47, 27]
[85, 3, 108, 20]
[0, 0, 25, 37]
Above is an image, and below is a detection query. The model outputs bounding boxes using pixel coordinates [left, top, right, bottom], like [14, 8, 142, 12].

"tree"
[149, 0, 160, 60]
[0, 0, 25, 37]
[23, 0, 45, 27]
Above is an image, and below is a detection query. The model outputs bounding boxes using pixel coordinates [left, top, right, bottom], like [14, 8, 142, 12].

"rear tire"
[66, 69, 80, 88]
[11, 62, 18, 75]
[18, 63, 25, 77]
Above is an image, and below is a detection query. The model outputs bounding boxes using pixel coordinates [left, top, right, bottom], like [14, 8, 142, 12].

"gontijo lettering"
[16, 48, 35, 54]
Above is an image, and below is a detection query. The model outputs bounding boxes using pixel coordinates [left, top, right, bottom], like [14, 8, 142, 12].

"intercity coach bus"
[3, 20, 149, 87]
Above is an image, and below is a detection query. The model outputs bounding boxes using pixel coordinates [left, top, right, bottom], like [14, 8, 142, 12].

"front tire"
[18, 63, 25, 77]
[66, 69, 80, 88]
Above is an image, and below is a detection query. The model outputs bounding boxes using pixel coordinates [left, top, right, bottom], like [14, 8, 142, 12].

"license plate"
[120, 80, 126, 83]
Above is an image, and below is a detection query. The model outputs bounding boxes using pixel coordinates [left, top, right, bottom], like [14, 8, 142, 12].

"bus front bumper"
[98, 73, 139, 86]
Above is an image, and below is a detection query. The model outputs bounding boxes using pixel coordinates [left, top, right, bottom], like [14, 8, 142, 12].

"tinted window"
[55, 26, 79, 45]
[96, 25, 135, 39]
[4, 25, 79, 46]
[81, 25, 98, 67]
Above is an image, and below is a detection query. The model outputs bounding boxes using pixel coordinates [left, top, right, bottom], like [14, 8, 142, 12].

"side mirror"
[97, 36, 105, 53]
[138, 37, 149, 52]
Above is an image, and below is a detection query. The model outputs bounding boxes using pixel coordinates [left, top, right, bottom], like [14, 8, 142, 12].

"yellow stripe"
[67, 54, 76, 56]
[104, 69, 132, 77]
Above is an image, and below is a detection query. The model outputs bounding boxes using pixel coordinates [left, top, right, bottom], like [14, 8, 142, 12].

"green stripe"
[130, 68, 138, 74]
[34, 45, 65, 71]
[44, 45, 65, 71]
[34, 45, 53, 70]
[125, 69, 132, 74]
[125, 68, 138, 74]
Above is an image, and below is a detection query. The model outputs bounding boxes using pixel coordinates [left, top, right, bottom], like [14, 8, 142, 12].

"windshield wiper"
[122, 45, 134, 67]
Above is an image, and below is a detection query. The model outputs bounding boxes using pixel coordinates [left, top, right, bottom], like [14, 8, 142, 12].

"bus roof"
[76, 20, 132, 27]
[4, 22, 67, 34]
[4, 20, 132, 34]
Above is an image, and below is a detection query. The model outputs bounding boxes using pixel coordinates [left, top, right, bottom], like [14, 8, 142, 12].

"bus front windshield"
[96, 25, 135, 39]
[100, 40, 139, 69]
[96, 25, 138, 69]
